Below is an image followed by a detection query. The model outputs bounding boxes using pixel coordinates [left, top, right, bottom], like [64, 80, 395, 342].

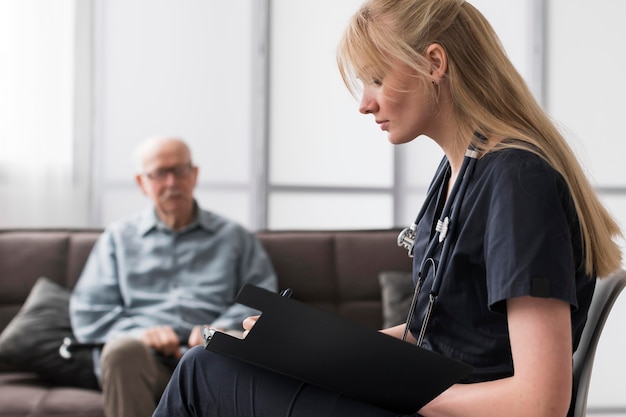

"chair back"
[569, 269, 626, 417]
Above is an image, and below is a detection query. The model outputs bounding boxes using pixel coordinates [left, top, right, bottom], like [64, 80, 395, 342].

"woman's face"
[358, 61, 437, 145]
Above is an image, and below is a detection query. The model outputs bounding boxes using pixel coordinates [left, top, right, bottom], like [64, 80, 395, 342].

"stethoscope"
[397, 146, 480, 346]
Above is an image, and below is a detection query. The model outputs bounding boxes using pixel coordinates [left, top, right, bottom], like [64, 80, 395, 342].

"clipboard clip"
[202, 327, 217, 348]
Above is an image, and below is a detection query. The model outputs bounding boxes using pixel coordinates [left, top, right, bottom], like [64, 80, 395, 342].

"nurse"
[153, 0, 623, 416]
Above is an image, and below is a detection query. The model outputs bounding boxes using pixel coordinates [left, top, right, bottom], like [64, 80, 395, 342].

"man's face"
[136, 141, 198, 223]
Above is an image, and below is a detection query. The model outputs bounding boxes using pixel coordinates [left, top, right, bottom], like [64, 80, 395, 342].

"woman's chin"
[387, 134, 415, 145]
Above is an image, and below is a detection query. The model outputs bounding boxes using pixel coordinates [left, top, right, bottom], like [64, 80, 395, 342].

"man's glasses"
[143, 164, 194, 182]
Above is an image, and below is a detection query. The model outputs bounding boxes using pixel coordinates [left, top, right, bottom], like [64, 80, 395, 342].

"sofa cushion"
[0, 373, 104, 417]
[0, 277, 98, 389]
[379, 271, 414, 328]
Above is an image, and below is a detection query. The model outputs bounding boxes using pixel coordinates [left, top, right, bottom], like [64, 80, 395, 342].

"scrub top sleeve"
[483, 157, 578, 312]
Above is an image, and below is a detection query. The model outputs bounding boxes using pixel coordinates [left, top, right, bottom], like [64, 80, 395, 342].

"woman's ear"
[426, 43, 447, 83]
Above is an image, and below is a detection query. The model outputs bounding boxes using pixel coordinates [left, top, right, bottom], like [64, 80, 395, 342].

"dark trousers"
[153, 346, 417, 417]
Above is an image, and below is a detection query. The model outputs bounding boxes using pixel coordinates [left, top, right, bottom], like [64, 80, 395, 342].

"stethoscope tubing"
[401, 148, 480, 344]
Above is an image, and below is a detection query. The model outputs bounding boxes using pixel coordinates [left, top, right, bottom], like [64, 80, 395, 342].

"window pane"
[98, 0, 253, 185]
[547, 0, 626, 187]
[0, 0, 74, 179]
[0, 0, 88, 227]
[268, 192, 393, 230]
[94, 1, 256, 227]
[269, 0, 393, 188]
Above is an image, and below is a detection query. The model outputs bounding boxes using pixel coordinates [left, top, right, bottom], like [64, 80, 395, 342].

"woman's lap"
[154, 346, 415, 417]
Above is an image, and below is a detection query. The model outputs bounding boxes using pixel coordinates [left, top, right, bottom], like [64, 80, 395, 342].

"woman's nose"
[359, 91, 377, 114]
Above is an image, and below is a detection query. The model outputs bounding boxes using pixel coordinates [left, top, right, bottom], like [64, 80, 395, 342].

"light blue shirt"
[69, 205, 278, 346]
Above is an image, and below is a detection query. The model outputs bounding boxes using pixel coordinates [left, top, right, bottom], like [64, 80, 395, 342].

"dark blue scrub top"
[408, 148, 595, 383]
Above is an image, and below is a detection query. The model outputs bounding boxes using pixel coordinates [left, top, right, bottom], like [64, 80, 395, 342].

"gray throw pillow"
[378, 271, 415, 328]
[0, 276, 98, 389]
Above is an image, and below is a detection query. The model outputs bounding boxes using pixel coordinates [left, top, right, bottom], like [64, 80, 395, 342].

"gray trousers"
[100, 337, 178, 417]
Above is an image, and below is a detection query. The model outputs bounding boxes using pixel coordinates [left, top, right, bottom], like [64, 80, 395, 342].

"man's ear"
[135, 174, 149, 196]
[426, 43, 447, 83]
[191, 166, 199, 187]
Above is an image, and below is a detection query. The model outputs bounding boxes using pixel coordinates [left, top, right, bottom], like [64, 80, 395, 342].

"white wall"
[0, 0, 91, 228]
[267, 0, 393, 230]
[547, 1, 626, 411]
[89, 0, 544, 231]
[267, 0, 540, 230]
[92, 0, 256, 228]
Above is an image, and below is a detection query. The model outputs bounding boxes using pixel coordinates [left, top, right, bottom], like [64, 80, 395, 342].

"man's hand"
[141, 326, 182, 359]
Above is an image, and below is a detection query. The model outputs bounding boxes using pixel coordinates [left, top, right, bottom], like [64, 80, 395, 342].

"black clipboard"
[204, 285, 473, 414]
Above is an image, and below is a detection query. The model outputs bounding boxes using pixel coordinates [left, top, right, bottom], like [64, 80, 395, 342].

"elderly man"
[69, 136, 277, 417]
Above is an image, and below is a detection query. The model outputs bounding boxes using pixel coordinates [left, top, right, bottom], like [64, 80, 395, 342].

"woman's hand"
[188, 325, 222, 347]
[379, 323, 417, 343]
[242, 315, 260, 338]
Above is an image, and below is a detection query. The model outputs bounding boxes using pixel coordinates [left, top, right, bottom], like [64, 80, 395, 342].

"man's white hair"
[133, 136, 191, 173]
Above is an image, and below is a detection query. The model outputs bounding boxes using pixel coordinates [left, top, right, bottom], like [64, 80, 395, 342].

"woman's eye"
[372, 79, 382, 86]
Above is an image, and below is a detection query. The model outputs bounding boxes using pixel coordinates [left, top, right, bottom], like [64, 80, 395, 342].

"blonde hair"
[337, 0, 622, 277]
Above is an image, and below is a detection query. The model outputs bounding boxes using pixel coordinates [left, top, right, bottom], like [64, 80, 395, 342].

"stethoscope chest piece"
[397, 223, 417, 257]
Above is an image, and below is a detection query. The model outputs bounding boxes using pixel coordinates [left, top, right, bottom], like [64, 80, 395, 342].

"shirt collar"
[137, 201, 216, 236]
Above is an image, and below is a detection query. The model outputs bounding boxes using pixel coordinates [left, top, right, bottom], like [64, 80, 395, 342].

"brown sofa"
[0, 228, 411, 417]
